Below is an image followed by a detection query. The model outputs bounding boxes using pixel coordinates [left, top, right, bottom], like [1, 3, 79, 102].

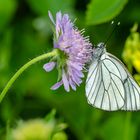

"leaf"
[86, 0, 128, 25]
[45, 109, 56, 122]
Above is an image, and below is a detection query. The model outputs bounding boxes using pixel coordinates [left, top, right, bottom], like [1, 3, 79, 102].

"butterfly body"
[86, 43, 140, 111]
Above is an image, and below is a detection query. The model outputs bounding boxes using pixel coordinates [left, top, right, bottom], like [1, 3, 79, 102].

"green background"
[0, 0, 140, 139]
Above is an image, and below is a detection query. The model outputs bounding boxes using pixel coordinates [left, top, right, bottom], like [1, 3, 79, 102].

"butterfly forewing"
[86, 53, 125, 111]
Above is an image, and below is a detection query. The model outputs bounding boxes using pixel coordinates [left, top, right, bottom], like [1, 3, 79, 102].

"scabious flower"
[43, 11, 92, 92]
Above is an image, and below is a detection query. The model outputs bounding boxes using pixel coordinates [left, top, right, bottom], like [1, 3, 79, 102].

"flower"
[132, 51, 140, 73]
[43, 11, 92, 92]
[11, 110, 68, 140]
[122, 23, 140, 72]
[12, 119, 54, 140]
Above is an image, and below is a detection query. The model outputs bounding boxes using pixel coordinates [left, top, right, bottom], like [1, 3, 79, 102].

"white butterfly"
[86, 43, 140, 111]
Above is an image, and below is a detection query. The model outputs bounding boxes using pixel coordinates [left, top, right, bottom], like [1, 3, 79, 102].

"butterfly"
[85, 42, 140, 111]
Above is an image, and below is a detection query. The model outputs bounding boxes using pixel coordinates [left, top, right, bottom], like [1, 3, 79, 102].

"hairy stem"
[0, 49, 58, 103]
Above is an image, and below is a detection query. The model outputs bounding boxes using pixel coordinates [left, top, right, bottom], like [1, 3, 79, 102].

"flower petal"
[70, 62, 82, 71]
[43, 62, 56, 72]
[48, 11, 55, 25]
[69, 78, 76, 91]
[62, 70, 70, 92]
[71, 72, 82, 86]
[56, 11, 62, 38]
[74, 69, 84, 78]
[51, 80, 63, 90]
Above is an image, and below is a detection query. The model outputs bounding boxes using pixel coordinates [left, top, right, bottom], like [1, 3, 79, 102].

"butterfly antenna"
[104, 21, 120, 46]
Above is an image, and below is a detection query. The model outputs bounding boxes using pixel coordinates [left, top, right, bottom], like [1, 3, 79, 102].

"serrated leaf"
[86, 0, 128, 25]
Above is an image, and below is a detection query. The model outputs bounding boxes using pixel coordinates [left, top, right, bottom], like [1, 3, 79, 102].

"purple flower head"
[44, 11, 92, 92]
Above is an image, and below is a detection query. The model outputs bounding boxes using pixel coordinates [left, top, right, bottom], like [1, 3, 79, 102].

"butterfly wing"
[86, 53, 125, 111]
[108, 53, 140, 111]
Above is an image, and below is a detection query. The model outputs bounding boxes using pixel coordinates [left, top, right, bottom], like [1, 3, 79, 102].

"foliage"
[86, 0, 128, 25]
[0, 0, 140, 140]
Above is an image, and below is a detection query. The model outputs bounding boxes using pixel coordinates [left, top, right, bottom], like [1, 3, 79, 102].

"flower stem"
[0, 49, 58, 103]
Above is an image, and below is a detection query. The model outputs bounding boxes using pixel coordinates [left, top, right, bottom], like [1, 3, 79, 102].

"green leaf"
[45, 109, 56, 122]
[0, 0, 17, 30]
[86, 0, 128, 25]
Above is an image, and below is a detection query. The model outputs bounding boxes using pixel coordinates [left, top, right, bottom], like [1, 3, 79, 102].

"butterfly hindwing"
[108, 53, 140, 111]
[86, 53, 125, 111]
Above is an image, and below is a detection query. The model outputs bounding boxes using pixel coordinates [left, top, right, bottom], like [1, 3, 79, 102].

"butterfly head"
[92, 42, 106, 59]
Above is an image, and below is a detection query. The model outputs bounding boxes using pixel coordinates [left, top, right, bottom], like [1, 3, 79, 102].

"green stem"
[123, 112, 131, 140]
[0, 49, 58, 103]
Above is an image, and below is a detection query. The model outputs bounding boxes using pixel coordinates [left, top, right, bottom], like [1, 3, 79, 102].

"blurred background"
[0, 0, 140, 139]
